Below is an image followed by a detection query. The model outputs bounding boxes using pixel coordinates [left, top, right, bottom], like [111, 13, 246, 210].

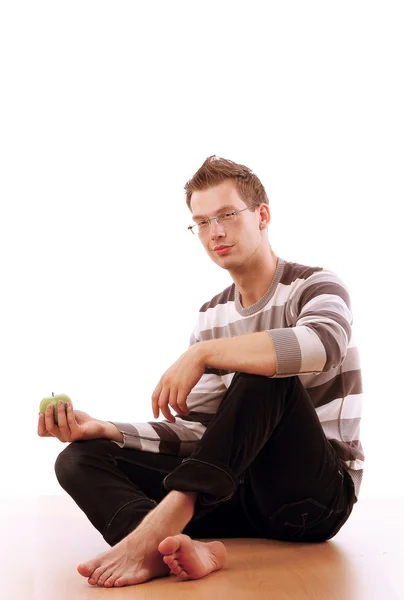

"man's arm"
[198, 331, 277, 377]
[200, 271, 353, 380]
[152, 269, 352, 420]
[37, 403, 125, 444]
[151, 332, 277, 421]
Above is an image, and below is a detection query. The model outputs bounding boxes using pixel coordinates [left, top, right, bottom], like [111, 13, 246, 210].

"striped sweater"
[111, 257, 364, 499]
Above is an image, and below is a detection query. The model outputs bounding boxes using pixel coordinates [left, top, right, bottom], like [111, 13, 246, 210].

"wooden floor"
[1, 495, 403, 600]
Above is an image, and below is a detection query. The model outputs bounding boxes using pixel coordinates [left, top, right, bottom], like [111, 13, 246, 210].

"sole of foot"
[158, 534, 227, 580]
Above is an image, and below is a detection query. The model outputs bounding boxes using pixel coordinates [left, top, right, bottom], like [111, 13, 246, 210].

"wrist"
[194, 340, 211, 367]
[102, 421, 124, 443]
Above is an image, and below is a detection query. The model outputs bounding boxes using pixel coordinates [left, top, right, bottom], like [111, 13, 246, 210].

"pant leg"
[54, 437, 257, 545]
[55, 439, 181, 545]
[163, 372, 356, 542]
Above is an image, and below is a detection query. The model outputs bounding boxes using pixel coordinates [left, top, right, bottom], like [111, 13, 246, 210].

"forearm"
[102, 421, 124, 443]
[198, 331, 277, 377]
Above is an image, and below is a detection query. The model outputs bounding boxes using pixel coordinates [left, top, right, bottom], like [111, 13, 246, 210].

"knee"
[230, 373, 302, 411]
[54, 441, 84, 489]
[54, 439, 110, 489]
[232, 371, 289, 392]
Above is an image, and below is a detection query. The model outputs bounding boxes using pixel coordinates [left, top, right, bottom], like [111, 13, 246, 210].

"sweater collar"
[235, 257, 285, 316]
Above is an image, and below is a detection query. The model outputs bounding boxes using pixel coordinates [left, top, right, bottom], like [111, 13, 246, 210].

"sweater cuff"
[266, 328, 302, 375]
[107, 421, 136, 449]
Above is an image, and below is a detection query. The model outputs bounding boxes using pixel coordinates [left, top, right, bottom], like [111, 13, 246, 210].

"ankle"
[166, 490, 197, 508]
[140, 491, 197, 535]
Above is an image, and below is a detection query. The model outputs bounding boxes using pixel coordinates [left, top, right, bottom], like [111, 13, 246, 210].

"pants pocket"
[269, 497, 333, 541]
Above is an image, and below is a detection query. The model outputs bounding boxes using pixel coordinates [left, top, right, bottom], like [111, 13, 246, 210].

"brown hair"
[184, 155, 269, 211]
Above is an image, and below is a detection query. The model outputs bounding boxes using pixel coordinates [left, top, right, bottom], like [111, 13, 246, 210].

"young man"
[38, 156, 364, 588]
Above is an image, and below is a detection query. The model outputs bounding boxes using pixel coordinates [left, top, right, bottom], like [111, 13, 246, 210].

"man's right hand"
[37, 400, 120, 443]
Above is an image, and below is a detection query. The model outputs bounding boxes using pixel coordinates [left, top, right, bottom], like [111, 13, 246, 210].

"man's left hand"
[151, 344, 205, 423]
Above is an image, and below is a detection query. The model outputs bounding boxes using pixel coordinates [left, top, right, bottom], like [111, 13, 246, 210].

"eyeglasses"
[188, 204, 258, 235]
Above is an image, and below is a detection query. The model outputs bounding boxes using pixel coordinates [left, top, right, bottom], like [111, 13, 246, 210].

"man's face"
[189, 180, 263, 271]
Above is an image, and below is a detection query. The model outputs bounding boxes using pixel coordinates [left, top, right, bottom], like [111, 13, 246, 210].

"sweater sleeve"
[267, 269, 353, 377]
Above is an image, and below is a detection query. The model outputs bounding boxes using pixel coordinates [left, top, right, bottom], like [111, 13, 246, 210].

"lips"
[213, 245, 233, 256]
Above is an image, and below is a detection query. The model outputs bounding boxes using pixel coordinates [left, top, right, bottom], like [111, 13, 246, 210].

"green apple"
[39, 393, 71, 425]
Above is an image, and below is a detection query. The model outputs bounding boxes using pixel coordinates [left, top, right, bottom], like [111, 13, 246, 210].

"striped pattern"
[111, 257, 364, 499]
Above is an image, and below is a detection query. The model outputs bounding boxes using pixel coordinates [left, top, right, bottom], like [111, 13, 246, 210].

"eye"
[221, 211, 237, 220]
[197, 219, 210, 228]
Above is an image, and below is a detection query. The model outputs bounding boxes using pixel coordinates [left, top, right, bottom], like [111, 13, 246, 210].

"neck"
[230, 248, 278, 309]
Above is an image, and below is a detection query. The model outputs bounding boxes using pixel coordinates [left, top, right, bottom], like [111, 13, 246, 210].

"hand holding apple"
[37, 394, 107, 443]
[39, 392, 70, 425]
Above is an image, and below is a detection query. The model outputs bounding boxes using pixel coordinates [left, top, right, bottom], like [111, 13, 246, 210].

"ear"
[258, 204, 271, 229]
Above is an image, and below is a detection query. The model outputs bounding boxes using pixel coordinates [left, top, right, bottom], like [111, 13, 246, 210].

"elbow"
[307, 322, 349, 372]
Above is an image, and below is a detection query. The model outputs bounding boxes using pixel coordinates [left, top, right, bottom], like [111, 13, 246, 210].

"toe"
[97, 569, 114, 587]
[77, 562, 95, 577]
[178, 569, 189, 579]
[158, 535, 182, 556]
[104, 575, 117, 588]
[113, 569, 149, 587]
[164, 557, 179, 571]
[87, 566, 107, 586]
[162, 554, 176, 566]
[170, 563, 184, 576]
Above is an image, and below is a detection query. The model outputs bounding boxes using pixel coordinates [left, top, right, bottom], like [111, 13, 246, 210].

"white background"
[0, 1, 402, 497]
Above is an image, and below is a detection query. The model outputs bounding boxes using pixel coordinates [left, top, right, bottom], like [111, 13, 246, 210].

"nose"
[209, 218, 226, 240]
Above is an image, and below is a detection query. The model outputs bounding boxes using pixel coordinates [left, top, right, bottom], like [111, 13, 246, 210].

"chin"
[214, 257, 239, 271]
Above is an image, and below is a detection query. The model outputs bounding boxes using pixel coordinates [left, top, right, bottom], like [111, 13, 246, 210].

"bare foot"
[77, 531, 169, 587]
[158, 534, 227, 580]
[77, 490, 202, 587]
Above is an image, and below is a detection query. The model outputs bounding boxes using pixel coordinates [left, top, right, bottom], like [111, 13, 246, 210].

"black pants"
[55, 373, 356, 547]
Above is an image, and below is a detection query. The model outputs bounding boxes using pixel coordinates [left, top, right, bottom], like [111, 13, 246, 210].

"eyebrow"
[192, 205, 237, 222]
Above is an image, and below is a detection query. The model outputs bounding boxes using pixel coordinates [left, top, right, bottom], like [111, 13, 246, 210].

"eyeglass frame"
[187, 203, 260, 235]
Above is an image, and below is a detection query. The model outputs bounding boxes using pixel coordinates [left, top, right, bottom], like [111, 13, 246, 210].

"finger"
[176, 388, 189, 416]
[65, 401, 77, 429]
[158, 386, 175, 423]
[44, 403, 56, 432]
[160, 403, 175, 423]
[61, 401, 80, 439]
[56, 401, 69, 431]
[37, 413, 45, 436]
[169, 385, 188, 417]
[168, 386, 180, 416]
[44, 404, 65, 441]
[66, 402, 81, 439]
[37, 413, 51, 437]
[152, 381, 163, 419]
